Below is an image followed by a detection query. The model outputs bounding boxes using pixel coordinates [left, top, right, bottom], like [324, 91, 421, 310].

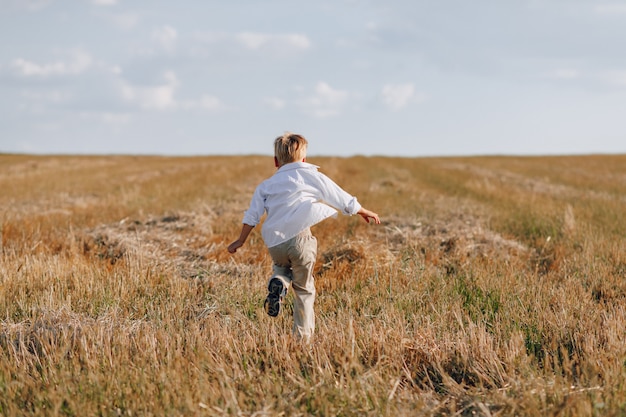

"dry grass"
[1, 153, 625, 416]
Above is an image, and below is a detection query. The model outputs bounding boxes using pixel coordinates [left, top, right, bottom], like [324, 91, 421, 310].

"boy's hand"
[228, 240, 244, 253]
[358, 208, 381, 224]
[228, 224, 255, 254]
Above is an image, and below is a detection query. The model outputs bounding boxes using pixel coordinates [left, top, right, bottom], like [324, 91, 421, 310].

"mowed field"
[1, 153, 625, 416]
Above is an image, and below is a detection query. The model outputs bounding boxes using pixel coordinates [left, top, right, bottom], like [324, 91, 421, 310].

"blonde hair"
[274, 132, 308, 166]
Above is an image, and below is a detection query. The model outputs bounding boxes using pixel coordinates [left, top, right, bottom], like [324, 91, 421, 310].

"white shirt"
[242, 161, 362, 248]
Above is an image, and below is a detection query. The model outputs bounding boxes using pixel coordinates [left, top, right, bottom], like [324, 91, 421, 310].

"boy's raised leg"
[264, 266, 291, 317]
[264, 277, 287, 317]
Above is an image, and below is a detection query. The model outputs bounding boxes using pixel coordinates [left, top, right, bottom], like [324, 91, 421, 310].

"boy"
[227, 133, 380, 340]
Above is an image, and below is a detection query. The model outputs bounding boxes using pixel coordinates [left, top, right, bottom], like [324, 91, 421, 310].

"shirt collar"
[277, 161, 319, 172]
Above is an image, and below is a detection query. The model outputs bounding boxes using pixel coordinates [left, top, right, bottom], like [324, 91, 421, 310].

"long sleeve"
[316, 173, 362, 215]
[242, 186, 265, 226]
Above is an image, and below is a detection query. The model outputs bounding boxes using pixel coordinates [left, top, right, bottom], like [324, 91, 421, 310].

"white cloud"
[92, 0, 118, 5]
[594, 4, 626, 15]
[381, 83, 425, 111]
[11, 49, 92, 77]
[99, 11, 140, 29]
[235, 32, 311, 50]
[600, 70, 626, 87]
[119, 71, 226, 111]
[549, 69, 580, 80]
[120, 71, 179, 110]
[153, 25, 178, 51]
[236, 33, 269, 49]
[283, 34, 311, 49]
[263, 97, 286, 110]
[197, 95, 225, 111]
[298, 82, 349, 118]
[99, 112, 130, 124]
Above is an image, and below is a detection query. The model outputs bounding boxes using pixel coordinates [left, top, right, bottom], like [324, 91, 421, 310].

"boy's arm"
[228, 223, 255, 253]
[315, 171, 380, 223]
[357, 207, 381, 224]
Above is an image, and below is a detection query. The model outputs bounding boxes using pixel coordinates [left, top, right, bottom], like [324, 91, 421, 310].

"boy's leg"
[267, 244, 293, 317]
[287, 230, 317, 340]
[265, 265, 291, 317]
[271, 264, 293, 287]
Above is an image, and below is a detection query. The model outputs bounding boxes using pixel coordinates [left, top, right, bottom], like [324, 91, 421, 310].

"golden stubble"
[1, 153, 625, 416]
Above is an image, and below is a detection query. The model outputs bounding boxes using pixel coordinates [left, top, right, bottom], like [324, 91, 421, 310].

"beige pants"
[267, 229, 317, 340]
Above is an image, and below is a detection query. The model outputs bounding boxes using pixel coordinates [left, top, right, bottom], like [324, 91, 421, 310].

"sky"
[1, 0, 626, 157]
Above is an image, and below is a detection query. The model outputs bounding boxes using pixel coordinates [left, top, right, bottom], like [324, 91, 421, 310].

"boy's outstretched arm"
[228, 224, 255, 253]
[357, 207, 381, 224]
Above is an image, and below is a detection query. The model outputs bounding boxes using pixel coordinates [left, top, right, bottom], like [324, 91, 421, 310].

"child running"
[228, 132, 381, 341]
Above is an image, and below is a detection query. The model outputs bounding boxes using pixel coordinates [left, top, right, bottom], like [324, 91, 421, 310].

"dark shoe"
[264, 277, 285, 317]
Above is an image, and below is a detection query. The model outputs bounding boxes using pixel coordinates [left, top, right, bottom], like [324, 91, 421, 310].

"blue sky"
[1, 0, 626, 157]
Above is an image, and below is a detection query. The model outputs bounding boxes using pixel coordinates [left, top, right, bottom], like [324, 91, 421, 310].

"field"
[1, 153, 625, 416]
